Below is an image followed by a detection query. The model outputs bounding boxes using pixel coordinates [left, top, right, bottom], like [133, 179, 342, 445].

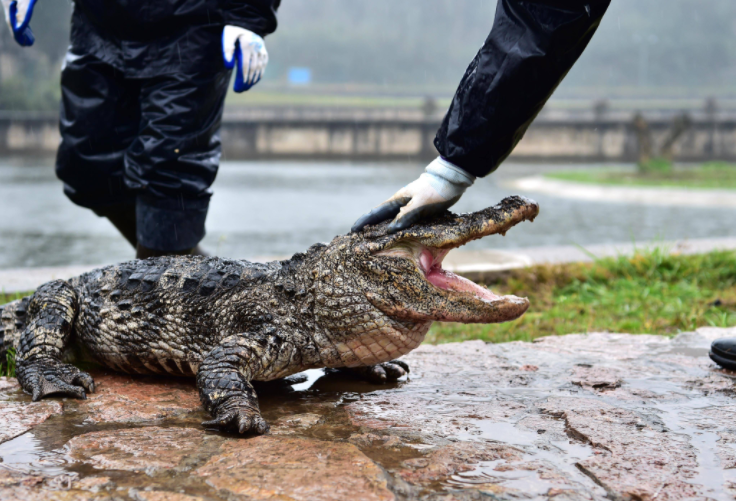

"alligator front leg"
[342, 360, 410, 383]
[197, 335, 272, 435]
[16, 280, 95, 401]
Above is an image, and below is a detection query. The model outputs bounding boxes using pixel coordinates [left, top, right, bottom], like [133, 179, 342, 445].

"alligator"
[0, 196, 538, 435]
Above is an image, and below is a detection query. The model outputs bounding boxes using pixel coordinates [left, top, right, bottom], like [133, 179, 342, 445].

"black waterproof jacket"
[70, 0, 281, 78]
[435, 0, 611, 178]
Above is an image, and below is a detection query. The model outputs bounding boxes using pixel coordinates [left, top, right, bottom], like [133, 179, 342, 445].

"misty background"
[1, 0, 735, 111]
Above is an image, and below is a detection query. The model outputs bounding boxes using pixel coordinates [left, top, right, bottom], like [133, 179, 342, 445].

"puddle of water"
[0, 369, 392, 482]
[468, 421, 540, 446]
[625, 376, 693, 398]
[447, 461, 561, 496]
[0, 433, 69, 476]
[445, 438, 599, 497]
[447, 457, 543, 491]
[449, 418, 601, 495]
[652, 397, 734, 500]
[497, 387, 558, 400]
[665, 347, 711, 358]
[547, 439, 593, 462]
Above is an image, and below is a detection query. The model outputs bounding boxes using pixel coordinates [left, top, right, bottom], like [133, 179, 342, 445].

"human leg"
[55, 50, 141, 249]
[125, 68, 231, 255]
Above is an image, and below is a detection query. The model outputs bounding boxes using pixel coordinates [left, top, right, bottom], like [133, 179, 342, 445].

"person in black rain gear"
[353, 0, 611, 233]
[355, 0, 736, 374]
[2, 0, 280, 258]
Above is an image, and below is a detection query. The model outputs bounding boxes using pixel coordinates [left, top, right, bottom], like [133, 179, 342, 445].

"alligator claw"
[21, 363, 95, 401]
[348, 360, 411, 384]
[391, 360, 410, 372]
[203, 409, 270, 435]
[238, 414, 270, 435]
[382, 360, 410, 380]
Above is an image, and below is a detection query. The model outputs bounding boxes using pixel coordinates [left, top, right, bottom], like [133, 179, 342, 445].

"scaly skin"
[0, 196, 539, 435]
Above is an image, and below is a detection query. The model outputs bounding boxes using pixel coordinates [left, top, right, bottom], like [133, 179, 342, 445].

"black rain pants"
[435, 0, 611, 178]
[55, 51, 231, 252]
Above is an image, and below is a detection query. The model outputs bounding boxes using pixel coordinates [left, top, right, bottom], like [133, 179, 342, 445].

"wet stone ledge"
[1, 327, 736, 500]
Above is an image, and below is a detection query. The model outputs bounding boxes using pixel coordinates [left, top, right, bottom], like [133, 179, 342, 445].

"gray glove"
[352, 157, 475, 233]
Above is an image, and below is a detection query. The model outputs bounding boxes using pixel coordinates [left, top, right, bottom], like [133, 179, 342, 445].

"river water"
[1, 159, 735, 268]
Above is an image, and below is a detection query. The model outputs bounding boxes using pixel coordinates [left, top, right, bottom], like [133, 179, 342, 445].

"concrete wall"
[2, 110, 735, 163]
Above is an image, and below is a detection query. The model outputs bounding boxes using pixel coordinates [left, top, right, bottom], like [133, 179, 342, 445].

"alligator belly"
[91, 351, 201, 377]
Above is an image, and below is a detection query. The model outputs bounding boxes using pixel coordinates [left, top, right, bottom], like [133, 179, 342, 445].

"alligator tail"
[0, 296, 31, 367]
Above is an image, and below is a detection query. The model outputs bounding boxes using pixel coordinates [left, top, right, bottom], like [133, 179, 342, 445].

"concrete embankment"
[5, 107, 736, 162]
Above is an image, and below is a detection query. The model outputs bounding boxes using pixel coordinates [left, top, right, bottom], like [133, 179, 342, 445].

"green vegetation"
[0, 292, 28, 378]
[0, 291, 28, 305]
[1, 348, 15, 378]
[637, 157, 675, 175]
[0, 74, 61, 112]
[546, 162, 736, 190]
[227, 90, 446, 108]
[427, 249, 736, 344]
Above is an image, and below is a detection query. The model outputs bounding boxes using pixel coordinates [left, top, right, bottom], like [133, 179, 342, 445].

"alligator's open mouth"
[359, 196, 540, 323]
[377, 242, 501, 303]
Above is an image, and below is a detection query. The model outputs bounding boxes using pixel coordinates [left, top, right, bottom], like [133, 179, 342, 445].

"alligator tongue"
[419, 248, 500, 302]
[426, 268, 500, 302]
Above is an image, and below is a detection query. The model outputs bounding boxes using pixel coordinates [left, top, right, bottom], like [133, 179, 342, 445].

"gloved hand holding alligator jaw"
[2, 0, 37, 46]
[222, 25, 269, 92]
[353, 0, 612, 232]
[352, 157, 475, 234]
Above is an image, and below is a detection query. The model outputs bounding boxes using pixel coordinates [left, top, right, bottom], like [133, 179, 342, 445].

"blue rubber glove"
[2, 0, 37, 47]
[222, 25, 268, 92]
[352, 157, 476, 234]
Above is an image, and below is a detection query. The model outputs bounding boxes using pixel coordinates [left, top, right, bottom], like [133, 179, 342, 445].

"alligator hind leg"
[340, 360, 410, 383]
[16, 280, 94, 401]
[197, 335, 270, 435]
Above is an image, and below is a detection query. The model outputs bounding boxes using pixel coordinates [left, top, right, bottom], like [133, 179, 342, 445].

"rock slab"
[0, 377, 62, 445]
[348, 329, 736, 499]
[80, 371, 201, 423]
[2, 328, 736, 500]
[195, 436, 395, 501]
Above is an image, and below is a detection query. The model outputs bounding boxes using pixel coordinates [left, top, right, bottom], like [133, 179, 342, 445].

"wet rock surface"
[78, 371, 201, 424]
[1, 328, 736, 500]
[0, 377, 62, 445]
[67, 427, 211, 472]
[195, 436, 395, 501]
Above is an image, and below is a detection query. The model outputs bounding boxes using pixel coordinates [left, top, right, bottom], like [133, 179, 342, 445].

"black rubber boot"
[94, 204, 138, 249]
[709, 338, 736, 370]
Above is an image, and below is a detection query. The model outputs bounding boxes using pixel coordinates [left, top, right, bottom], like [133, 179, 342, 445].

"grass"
[427, 248, 736, 344]
[0, 291, 28, 378]
[0, 291, 28, 305]
[226, 90, 439, 108]
[1, 348, 15, 378]
[546, 162, 736, 190]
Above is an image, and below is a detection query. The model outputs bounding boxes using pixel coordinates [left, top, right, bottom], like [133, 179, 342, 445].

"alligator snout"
[354, 196, 539, 325]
